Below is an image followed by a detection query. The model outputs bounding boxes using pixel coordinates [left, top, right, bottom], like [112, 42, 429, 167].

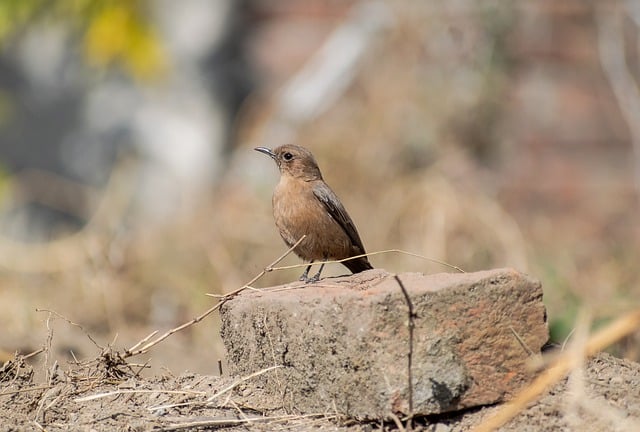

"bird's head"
[254, 144, 323, 181]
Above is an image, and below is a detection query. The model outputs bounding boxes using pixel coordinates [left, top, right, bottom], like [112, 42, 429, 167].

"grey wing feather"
[312, 182, 367, 253]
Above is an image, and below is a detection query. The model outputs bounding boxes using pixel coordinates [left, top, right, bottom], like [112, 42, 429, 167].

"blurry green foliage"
[0, 0, 165, 79]
[548, 301, 579, 345]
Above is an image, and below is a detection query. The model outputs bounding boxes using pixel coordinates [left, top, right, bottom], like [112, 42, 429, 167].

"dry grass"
[473, 308, 640, 432]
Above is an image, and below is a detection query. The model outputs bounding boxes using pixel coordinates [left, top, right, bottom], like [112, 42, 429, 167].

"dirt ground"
[1, 350, 639, 431]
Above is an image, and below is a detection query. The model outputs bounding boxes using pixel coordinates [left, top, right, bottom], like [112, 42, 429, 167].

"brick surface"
[220, 268, 548, 419]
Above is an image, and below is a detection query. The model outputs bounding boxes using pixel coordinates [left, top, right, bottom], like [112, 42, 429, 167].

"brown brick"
[220, 268, 548, 419]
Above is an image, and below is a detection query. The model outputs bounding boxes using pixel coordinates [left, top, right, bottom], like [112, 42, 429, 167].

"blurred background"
[0, 0, 638, 374]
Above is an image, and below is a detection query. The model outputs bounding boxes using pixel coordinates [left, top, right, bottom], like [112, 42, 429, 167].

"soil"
[1, 351, 639, 431]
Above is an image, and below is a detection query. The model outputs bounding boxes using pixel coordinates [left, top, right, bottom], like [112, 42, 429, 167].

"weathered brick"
[220, 268, 548, 419]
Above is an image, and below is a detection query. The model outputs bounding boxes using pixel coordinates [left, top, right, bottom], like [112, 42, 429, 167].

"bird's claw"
[300, 274, 320, 284]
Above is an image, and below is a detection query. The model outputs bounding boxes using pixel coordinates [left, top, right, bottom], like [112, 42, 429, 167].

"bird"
[255, 144, 373, 282]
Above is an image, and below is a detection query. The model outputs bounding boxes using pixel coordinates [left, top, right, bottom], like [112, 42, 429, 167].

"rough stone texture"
[220, 268, 549, 420]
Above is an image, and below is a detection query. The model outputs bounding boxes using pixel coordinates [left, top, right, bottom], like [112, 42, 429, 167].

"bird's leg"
[308, 260, 326, 283]
[299, 261, 314, 282]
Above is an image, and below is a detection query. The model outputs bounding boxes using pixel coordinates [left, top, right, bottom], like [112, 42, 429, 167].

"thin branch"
[394, 275, 415, 430]
[126, 331, 159, 353]
[35, 309, 103, 350]
[123, 235, 306, 359]
[23, 348, 45, 360]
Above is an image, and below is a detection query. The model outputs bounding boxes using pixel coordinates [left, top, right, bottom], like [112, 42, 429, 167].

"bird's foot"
[299, 263, 313, 282]
[299, 274, 320, 284]
[299, 261, 324, 283]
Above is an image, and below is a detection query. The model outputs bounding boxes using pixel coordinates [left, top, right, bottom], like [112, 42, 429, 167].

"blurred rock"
[220, 267, 548, 419]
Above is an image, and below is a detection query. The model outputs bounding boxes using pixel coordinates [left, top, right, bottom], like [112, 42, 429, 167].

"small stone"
[610, 376, 623, 386]
[433, 423, 452, 432]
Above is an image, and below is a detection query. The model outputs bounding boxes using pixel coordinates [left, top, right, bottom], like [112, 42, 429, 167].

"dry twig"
[75, 388, 206, 403]
[394, 275, 415, 430]
[123, 235, 307, 359]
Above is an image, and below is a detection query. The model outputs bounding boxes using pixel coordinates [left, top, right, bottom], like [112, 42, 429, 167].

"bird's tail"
[342, 256, 374, 274]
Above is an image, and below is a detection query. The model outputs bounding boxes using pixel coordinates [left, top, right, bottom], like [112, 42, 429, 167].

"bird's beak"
[254, 147, 277, 160]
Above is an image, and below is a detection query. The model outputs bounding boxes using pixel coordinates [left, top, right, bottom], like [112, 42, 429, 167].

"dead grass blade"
[75, 388, 206, 403]
[206, 365, 282, 403]
[269, 248, 465, 273]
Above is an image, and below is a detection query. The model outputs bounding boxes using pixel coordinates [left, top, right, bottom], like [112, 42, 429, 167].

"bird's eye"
[283, 152, 293, 161]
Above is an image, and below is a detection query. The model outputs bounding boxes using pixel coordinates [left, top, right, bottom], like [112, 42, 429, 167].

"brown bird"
[255, 144, 373, 282]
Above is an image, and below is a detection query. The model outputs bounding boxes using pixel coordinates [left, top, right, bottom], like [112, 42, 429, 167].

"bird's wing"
[312, 182, 367, 253]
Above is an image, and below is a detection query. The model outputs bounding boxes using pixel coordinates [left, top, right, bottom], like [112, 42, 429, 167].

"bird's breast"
[272, 177, 351, 261]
